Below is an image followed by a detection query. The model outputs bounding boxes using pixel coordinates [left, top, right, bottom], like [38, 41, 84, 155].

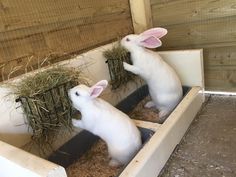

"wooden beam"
[129, 0, 153, 34]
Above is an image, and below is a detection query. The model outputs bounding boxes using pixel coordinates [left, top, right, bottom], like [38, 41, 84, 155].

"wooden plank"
[129, 0, 153, 33]
[151, 0, 236, 26]
[204, 46, 236, 67]
[134, 120, 160, 132]
[0, 141, 67, 177]
[158, 49, 204, 88]
[0, 0, 130, 32]
[159, 15, 236, 48]
[44, 19, 132, 54]
[0, 7, 131, 41]
[203, 46, 236, 91]
[158, 41, 236, 51]
[205, 66, 236, 91]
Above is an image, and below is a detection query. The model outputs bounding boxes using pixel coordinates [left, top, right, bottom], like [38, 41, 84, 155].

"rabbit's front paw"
[123, 62, 140, 75]
[72, 119, 84, 128]
[123, 62, 130, 70]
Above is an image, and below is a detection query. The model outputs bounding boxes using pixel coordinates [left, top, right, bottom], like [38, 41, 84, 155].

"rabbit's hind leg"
[144, 101, 156, 108]
[109, 159, 121, 167]
[158, 109, 171, 123]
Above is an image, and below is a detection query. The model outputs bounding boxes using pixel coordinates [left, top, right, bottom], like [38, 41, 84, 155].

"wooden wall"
[151, 0, 236, 91]
[0, 0, 133, 81]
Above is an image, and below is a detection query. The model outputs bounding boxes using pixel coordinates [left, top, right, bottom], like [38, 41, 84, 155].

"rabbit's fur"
[68, 80, 141, 167]
[121, 28, 183, 122]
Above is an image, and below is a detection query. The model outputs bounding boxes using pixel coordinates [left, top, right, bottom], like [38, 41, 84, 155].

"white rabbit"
[68, 80, 141, 167]
[121, 28, 183, 123]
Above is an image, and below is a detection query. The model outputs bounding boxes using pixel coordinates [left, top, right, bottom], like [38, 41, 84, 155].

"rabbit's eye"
[75, 92, 80, 96]
[126, 38, 130, 42]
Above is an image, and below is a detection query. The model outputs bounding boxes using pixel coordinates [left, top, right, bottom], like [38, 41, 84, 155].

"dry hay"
[66, 140, 122, 177]
[7, 66, 88, 153]
[103, 43, 134, 90]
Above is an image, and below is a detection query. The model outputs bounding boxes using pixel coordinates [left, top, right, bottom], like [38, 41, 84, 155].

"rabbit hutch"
[4, 0, 236, 176]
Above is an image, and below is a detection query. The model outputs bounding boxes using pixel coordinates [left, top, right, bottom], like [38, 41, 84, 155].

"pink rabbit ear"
[138, 35, 162, 48]
[93, 80, 108, 89]
[90, 86, 104, 98]
[140, 28, 167, 38]
[89, 80, 108, 98]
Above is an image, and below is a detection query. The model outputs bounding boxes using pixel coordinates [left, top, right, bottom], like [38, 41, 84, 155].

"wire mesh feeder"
[103, 43, 134, 89]
[16, 81, 77, 142]
[7, 66, 86, 154]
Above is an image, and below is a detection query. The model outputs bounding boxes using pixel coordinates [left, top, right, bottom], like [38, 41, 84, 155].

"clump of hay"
[103, 43, 134, 89]
[8, 66, 87, 152]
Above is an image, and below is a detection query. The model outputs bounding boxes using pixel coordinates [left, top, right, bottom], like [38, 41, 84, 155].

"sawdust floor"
[159, 95, 236, 177]
[66, 140, 122, 177]
[129, 96, 160, 122]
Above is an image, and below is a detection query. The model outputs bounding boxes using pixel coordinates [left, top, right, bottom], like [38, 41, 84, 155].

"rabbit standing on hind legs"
[68, 80, 142, 167]
[121, 28, 183, 123]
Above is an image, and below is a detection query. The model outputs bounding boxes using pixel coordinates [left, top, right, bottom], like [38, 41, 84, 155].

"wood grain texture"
[0, 0, 129, 32]
[151, 0, 236, 91]
[205, 67, 236, 91]
[151, 0, 236, 26]
[204, 46, 236, 91]
[129, 0, 153, 33]
[204, 46, 236, 67]
[0, 19, 132, 80]
[160, 16, 236, 48]
[0, 0, 133, 81]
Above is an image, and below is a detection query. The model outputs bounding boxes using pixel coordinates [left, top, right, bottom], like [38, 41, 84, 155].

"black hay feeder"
[10, 66, 86, 151]
[16, 81, 77, 141]
[103, 44, 134, 90]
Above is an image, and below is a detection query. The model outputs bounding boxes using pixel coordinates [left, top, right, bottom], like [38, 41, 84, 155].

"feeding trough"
[0, 43, 204, 177]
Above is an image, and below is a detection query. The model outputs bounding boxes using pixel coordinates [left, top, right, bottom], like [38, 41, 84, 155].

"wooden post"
[129, 0, 153, 34]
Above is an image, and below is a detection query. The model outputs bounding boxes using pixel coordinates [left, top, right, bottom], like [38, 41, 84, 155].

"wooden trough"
[0, 43, 204, 177]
